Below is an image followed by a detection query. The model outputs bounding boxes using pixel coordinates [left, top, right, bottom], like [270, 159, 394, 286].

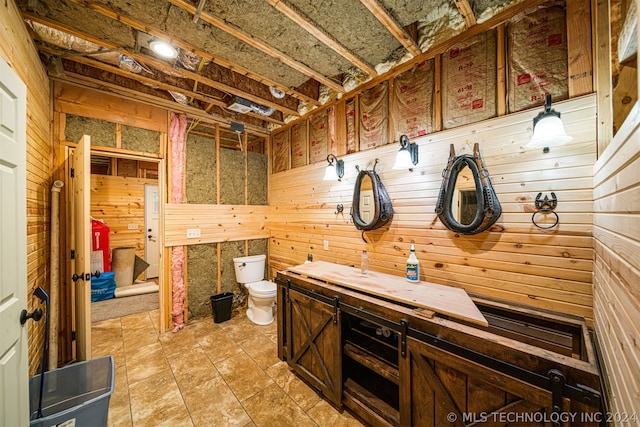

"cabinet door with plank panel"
[285, 289, 342, 407]
[399, 336, 597, 427]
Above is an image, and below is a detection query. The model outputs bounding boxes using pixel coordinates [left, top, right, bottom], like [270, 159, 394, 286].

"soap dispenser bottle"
[406, 244, 419, 282]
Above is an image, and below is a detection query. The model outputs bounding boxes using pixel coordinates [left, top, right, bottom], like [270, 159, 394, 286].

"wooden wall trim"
[164, 204, 269, 246]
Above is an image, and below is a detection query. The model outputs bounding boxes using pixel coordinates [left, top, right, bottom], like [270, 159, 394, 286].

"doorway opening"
[88, 153, 161, 323]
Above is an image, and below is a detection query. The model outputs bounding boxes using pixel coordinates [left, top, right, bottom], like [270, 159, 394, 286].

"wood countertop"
[287, 261, 488, 326]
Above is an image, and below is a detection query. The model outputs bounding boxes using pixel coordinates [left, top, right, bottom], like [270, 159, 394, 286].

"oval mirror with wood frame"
[352, 160, 393, 231]
[435, 143, 501, 235]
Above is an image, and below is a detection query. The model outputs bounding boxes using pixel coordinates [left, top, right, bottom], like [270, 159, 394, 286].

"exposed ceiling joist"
[192, 0, 208, 24]
[40, 46, 221, 106]
[453, 0, 477, 28]
[358, 0, 421, 57]
[265, 0, 377, 77]
[24, 12, 300, 117]
[131, 52, 300, 116]
[167, 0, 345, 93]
[19, 0, 542, 136]
[63, 0, 318, 108]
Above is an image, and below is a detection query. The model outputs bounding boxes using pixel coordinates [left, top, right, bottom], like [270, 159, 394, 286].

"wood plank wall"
[593, 100, 640, 417]
[90, 174, 157, 259]
[269, 95, 597, 323]
[1, 1, 53, 375]
[164, 204, 270, 246]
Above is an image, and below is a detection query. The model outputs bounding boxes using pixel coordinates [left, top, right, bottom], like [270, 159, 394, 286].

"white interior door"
[0, 57, 29, 425]
[72, 136, 91, 361]
[359, 190, 374, 223]
[144, 184, 159, 279]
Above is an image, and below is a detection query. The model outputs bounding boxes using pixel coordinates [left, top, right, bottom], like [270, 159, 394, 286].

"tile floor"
[92, 308, 364, 426]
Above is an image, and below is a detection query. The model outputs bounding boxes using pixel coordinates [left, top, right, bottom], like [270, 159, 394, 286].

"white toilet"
[233, 254, 277, 325]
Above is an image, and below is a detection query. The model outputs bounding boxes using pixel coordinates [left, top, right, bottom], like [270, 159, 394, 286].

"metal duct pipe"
[49, 180, 64, 370]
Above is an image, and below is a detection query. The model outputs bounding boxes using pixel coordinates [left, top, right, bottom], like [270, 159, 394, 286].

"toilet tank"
[233, 254, 266, 283]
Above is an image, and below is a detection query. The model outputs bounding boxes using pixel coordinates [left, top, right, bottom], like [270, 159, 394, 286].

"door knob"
[20, 308, 43, 325]
[71, 271, 101, 282]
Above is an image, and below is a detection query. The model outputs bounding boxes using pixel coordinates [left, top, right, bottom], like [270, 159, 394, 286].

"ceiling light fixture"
[323, 154, 344, 181]
[149, 39, 178, 59]
[527, 94, 572, 149]
[392, 135, 419, 170]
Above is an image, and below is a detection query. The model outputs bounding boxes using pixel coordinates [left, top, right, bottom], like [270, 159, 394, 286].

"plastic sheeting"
[170, 113, 187, 332]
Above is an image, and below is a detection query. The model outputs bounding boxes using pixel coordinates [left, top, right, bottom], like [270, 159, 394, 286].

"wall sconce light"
[527, 94, 572, 149]
[392, 135, 419, 170]
[323, 154, 344, 181]
[149, 39, 179, 59]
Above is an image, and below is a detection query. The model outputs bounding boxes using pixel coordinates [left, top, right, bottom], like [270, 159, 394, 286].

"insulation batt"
[291, 121, 308, 168]
[170, 113, 188, 332]
[309, 109, 329, 163]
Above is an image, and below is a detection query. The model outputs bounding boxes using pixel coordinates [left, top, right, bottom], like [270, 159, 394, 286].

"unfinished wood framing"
[359, 0, 421, 57]
[270, 1, 592, 171]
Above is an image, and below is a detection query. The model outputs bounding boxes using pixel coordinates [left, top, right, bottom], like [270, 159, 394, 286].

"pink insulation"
[170, 112, 187, 332]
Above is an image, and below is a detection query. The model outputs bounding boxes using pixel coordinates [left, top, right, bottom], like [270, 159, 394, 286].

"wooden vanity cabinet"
[280, 287, 342, 407]
[276, 268, 601, 427]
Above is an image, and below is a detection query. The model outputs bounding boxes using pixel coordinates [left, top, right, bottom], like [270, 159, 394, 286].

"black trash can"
[210, 292, 234, 323]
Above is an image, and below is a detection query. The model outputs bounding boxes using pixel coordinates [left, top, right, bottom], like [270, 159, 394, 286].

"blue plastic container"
[91, 272, 116, 302]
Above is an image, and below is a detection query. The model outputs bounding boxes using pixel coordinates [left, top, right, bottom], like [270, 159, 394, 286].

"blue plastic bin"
[29, 356, 114, 427]
[91, 272, 116, 302]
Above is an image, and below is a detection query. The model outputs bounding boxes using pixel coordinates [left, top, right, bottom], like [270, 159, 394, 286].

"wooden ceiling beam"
[51, 74, 271, 136]
[126, 51, 300, 116]
[39, 46, 218, 105]
[167, 0, 345, 93]
[265, 0, 377, 77]
[45, 47, 285, 125]
[192, 0, 208, 23]
[39, 47, 285, 127]
[358, 0, 421, 57]
[36, 1, 318, 108]
[62, 0, 309, 108]
[23, 12, 299, 117]
[453, 0, 477, 28]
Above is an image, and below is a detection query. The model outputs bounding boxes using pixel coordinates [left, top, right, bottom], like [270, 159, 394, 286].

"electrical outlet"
[127, 224, 138, 230]
[323, 240, 329, 250]
[187, 228, 201, 238]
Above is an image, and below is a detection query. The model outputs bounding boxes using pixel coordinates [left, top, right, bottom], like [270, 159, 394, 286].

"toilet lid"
[248, 280, 276, 296]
